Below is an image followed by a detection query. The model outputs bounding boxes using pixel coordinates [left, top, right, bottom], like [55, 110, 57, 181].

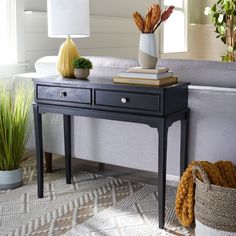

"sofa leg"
[45, 152, 53, 173]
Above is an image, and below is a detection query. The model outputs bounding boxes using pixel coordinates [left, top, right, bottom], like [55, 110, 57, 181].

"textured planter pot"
[0, 168, 23, 190]
[138, 33, 158, 69]
[74, 68, 90, 79]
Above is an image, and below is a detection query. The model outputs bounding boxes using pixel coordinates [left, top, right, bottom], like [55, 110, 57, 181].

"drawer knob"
[59, 91, 67, 97]
[121, 97, 128, 104]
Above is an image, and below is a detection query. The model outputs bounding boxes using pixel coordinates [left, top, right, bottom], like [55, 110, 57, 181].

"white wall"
[90, 0, 155, 18]
[23, 0, 228, 72]
[24, 13, 141, 71]
[189, 0, 214, 24]
[186, 0, 227, 61]
[24, 0, 155, 17]
[24, 0, 157, 72]
[201, 0, 216, 24]
[161, 24, 227, 61]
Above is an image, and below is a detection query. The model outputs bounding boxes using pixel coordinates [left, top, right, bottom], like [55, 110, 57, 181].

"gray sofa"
[14, 56, 236, 178]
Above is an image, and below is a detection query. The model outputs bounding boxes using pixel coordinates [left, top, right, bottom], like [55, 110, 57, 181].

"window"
[0, 0, 17, 64]
[162, 0, 187, 53]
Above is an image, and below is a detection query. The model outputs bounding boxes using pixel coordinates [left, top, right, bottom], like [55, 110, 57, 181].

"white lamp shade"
[47, 0, 90, 38]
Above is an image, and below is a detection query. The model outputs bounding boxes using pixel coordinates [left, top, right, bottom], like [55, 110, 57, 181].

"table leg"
[45, 152, 53, 173]
[33, 104, 44, 198]
[64, 115, 72, 184]
[180, 109, 190, 177]
[158, 119, 168, 229]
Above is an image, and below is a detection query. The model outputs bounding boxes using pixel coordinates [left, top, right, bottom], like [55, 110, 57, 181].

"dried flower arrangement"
[133, 4, 175, 33]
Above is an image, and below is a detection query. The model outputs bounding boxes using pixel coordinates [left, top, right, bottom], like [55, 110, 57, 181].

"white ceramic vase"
[138, 33, 158, 69]
[0, 168, 23, 190]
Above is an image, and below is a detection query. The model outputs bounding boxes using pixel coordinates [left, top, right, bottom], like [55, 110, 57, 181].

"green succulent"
[73, 57, 93, 69]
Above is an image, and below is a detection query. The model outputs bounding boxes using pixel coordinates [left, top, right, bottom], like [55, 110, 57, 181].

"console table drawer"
[37, 85, 91, 104]
[95, 90, 160, 111]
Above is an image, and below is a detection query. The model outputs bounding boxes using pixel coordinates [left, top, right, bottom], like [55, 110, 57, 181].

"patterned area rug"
[0, 156, 193, 236]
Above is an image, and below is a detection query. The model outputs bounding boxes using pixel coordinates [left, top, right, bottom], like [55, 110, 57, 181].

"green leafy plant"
[0, 84, 33, 170]
[204, 0, 236, 62]
[72, 57, 93, 69]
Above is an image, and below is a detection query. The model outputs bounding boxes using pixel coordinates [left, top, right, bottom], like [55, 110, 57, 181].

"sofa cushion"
[35, 56, 236, 88]
[35, 56, 139, 78]
[158, 59, 236, 88]
[35, 56, 58, 75]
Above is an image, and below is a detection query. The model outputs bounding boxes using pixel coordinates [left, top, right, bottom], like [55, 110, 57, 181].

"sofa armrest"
[189, 85, 236, 93]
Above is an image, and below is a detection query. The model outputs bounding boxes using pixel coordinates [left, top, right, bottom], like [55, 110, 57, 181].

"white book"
[118, 71, 173, 80]
[128, 66, 169, 74]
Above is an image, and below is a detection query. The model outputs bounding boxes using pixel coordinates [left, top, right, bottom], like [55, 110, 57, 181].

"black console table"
[33, 76, 189, 229]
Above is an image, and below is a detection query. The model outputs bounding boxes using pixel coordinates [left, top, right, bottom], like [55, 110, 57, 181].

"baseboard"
[24, 149, 181, 186]
[166, 174, 180, 186]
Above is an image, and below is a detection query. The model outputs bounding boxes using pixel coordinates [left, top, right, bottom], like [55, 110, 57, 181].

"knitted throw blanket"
[175, 161, 236, 227]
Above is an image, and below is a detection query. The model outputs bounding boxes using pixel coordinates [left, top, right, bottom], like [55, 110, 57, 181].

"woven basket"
[192, 165, 236, 235]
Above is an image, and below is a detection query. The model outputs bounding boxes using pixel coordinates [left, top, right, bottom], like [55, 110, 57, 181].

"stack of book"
[113, 67, 177, 86]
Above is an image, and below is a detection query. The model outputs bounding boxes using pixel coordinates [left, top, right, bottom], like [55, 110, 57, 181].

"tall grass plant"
[0, 84, 33, 170]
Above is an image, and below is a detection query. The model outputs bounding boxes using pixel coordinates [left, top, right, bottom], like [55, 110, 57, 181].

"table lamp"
[47, 0, 90, 78]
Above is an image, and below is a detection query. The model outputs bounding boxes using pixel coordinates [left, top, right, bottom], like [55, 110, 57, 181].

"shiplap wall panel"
[24, 0, 156, 18]
[25, 12, 225, 72]
[25, 33, 139, 51]
[80, 47, 138, 58]
[24, 12, 139, 71]
[25, 13, 138, 34]
[24, 12, 47, 33]
[91, 17, 137, 33]
[25, 50, 58, 67]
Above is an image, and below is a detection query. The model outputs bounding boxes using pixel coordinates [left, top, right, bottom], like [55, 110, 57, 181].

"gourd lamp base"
[57, 36, 80, 78]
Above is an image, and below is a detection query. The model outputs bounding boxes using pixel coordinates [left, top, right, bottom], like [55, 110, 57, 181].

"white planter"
[195, 220, 236, 236]
[138, 33, 158, 69]
[0, 168, 23, 190]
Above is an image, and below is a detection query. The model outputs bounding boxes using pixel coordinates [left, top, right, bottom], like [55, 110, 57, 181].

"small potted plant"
[73, 57, 93, 79]
[0, 84, 32, 190]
